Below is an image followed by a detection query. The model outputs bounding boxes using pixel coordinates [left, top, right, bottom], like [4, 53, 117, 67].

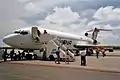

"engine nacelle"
[85, 32, 88, 37]
[93, 40, 97, 45]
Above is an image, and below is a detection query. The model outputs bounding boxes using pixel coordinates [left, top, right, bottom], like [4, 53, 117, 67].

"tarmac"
[0, 50, 120, 80]
[5, 50, 120, 73]
[0, 63, 119, 80]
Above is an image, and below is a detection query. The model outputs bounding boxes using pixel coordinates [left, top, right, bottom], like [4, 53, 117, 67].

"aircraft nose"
[3, 34, 17, 46]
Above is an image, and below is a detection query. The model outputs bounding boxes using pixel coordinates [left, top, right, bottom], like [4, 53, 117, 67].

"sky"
[0, 0, 120, 46]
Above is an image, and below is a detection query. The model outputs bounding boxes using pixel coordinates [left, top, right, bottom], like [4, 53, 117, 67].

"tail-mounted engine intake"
[85, 32, 88, 37]
[93, 40, 97, 45]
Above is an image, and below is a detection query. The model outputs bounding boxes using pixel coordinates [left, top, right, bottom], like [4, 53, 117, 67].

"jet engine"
[85, 32, 88, 37]
[93, 40, 97, 45]
[85, 32, 98, 45]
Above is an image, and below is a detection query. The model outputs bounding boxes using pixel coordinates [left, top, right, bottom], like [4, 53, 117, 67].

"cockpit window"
[14, 30, 28, 35]
[20, 31, 28, 35]
[14, 31, 21, 34]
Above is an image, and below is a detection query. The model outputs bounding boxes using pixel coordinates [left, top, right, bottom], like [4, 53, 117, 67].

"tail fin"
[85, 28, 112, 44]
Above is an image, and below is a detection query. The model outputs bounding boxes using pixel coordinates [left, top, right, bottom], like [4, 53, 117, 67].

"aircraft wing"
[0, 47, 16, 49]
[0, 46, 42, 50]
[74, 44, 115, 49]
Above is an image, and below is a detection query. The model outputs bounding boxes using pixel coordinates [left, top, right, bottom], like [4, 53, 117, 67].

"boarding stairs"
[31, 27, 75, 61]
[51, 39, 75, 61]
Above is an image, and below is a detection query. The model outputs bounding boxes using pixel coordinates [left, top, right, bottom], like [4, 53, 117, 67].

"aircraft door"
[31, 27, 41, 43]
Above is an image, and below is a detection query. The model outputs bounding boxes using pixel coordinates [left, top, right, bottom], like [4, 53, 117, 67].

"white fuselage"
[3, 26, 93, 49]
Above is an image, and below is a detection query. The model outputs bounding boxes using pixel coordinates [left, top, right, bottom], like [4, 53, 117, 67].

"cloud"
[45, 7, 80, 24]
[17, 0, 30, 3]
[0, 0, 29, 46]
[93, 6, 120, 21]
[24, 0, 76, 16]
[87, 6, 120, 44]
[1, 0, 120, 46]
[87, 6, 120, 28]
[37, 6, 120, 45]
[36, 7, 88, 35]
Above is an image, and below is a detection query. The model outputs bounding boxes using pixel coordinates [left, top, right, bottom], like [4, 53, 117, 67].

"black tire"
[49, 55, 55, 61]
